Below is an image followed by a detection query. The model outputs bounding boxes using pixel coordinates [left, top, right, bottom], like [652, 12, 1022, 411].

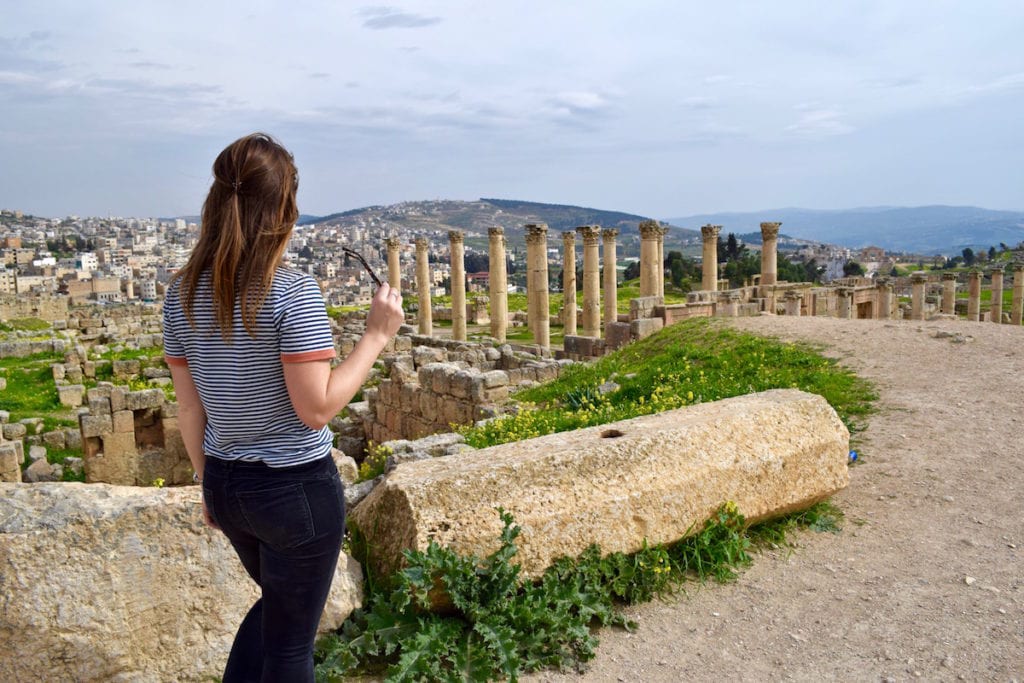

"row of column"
[386, 232, 1024, 344]
[697, 221, 781, 293]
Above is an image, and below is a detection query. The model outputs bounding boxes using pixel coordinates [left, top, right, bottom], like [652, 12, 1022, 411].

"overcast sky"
[2, 1, 1023, 220]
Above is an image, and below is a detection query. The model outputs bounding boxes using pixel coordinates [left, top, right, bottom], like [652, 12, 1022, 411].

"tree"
[843, 261, 866, 277]
[988, 246, 997, 261]
[464, 252, 489, 273]
[623, 260, 640, 281]
[962, 247, 975, 266]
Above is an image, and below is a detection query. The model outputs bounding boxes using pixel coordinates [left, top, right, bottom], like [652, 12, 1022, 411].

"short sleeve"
[162, 288, 188, 367]
[277, 276, 336, 363]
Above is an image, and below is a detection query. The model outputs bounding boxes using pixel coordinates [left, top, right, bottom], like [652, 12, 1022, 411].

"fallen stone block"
[351, 389, 849, 579]
[0, 483, 363, 683]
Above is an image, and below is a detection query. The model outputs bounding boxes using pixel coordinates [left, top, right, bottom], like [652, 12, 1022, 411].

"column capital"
[701, 224, 722, 241]
[561, 230, 576, 244]
[968, 268, 982, 278]
[385, 236, 401, 249]
[940, 272, 958, 281]
[988, 263, 1005, 274]
[448, 230, 464, 244]
[875, 277, 890, 287]
[524, 223, 548, 245]
[910, 271, 928, 284]
[576, 225, 601, 245]
[760, 222, 782, 239]
[488, 227, 504, 238]
[639, 219, 660, 239]
[414, 237, 429, 251]
[1013, 262, 1024, 274]
[601, 228, 619, 241]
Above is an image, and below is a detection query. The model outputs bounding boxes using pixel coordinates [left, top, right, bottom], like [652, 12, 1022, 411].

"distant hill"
[300, 199, 699, 242]
[664, 206, 1024, 255]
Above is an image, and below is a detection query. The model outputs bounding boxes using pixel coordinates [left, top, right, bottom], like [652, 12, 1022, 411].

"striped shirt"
[162, 267, 336, 467]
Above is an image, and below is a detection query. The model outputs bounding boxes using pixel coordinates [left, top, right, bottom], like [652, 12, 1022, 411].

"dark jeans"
[203, 455, 345, 683]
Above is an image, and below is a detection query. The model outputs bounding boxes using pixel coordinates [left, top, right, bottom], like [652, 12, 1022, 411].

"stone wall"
[78, 384, 190, 486]
[350, 335, 566, 444]
[0, 293, 69, 322]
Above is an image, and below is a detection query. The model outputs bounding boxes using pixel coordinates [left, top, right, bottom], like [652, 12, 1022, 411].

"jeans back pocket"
[236, 483, 315, 550]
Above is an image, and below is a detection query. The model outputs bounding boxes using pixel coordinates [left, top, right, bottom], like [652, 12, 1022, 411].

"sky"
[2, 1, 1023, 220]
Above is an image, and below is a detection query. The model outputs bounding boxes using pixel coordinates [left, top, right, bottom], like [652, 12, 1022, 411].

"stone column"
[700, 224, 722, 292]
[415, 238, 432, 335]
[910, 271, 927, 321]
[657, 225, 666, 298]
[724, 291, 741, 317]
[784, 290, 802, 317]
[1012, 264, 1024, 326]
[967, 269, 981, 322]
[385, 237, 402, 293]
[561, 231, 577, 336]
[875, 278, 891, 320]
[488, 228, 508, 342]
[578, 225, 602, 338]
[525, 223, 550, 348]
[639, 220, 660, 297]
[989, 265, 1004, 323]
[940, 272, 957, 315]
[449, 231, 466, 341]
[837, 288, 852, 319]
[602, 228, 619, 331]
[760, 222, 781, 286]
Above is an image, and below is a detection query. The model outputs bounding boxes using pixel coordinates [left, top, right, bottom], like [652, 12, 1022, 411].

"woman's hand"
[202, 499, 220, 529]
[365, 282, 405, 344]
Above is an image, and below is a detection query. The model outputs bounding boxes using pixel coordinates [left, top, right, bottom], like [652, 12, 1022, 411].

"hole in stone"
[600, 429, 624, 438]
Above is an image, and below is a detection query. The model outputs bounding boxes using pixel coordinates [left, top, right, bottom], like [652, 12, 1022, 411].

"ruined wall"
[0, 293, 69, 322]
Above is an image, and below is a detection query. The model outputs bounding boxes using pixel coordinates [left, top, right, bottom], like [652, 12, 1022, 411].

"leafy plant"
[315, 501, 834, 682]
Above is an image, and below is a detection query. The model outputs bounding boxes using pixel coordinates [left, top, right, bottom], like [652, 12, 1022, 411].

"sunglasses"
[342, 247, 383, 288]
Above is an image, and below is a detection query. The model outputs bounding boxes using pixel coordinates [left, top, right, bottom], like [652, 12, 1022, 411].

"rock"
[345, 476, 382, 509]
[2, 423, 26, 440]
[28, 445, 47, 463]
[23, 459, 58, 482]
[42, 430, 66, 450]
[63, 457, 84, 477]
[351, 389, 850, 580]
[385, 450, 431, 473]
[335, 435, 365, 460]
[0, 444, 21, 483]
[331, 449, 359, 484]
[57, 384, 86, 407]
[0, 483, 363, 682]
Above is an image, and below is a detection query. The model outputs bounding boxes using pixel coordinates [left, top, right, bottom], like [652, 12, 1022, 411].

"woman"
[163, 132, 404, 682]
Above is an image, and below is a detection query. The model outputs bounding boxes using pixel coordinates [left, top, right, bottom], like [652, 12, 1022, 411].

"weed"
[357, 442, 392, 483]
[316, 501, 838, 682]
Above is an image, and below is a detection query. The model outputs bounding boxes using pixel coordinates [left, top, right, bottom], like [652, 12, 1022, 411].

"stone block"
[0, 483, 363, 682]
[629, 295, 664, 321]
[160, 400, 178, 418]
[84, 432, 137, 485]
[79, 414, 113, 439]
[65, 366, 84, 383]
[112, 410, 135, 433]
[42, 430, 66, 450]
[605, 322, 632, 351]
[481, 370, 509, 388]
[110, 386, 127, 412]
[58, 384, 86, 408]
[88, 397, 112, 415]
[23, 459, 59, 482]
[331, 448, 359, 484]
[51, 363, 66, 381]
[351, 390, 849, 580]
[28, 445, 47, 462]
[2, 423, 26, 441]
[82, 361, 96, 378]
[64, 428, 82, 450]
[0, 444, 21, 482]
[124, 389, 165, 411]
[630, 317, 664, 341]
[412, 345, 446, 368]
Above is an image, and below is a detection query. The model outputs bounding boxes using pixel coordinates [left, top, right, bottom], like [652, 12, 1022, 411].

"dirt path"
[528, 316, 1023, 682]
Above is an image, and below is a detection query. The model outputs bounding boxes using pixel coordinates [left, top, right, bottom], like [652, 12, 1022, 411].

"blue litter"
[849, 450, 858, 463]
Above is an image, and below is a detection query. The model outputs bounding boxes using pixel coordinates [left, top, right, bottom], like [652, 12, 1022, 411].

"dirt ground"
[528, 315, 1023, 683]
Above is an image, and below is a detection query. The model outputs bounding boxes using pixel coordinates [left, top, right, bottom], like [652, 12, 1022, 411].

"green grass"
[0, 352, 71, 423]
[97, 346, 165, 362]
[0, 317, 51, 333]
[461, 317, 876, 448]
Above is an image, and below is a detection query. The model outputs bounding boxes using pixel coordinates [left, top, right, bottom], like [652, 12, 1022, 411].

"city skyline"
[2, 2, 1023, 219]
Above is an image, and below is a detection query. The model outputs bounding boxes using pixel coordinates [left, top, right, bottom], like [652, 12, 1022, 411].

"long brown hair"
[173, 132, 299, 340]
